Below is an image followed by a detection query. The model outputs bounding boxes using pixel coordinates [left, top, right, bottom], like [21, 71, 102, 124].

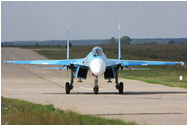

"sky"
[1, 1, 187, 42]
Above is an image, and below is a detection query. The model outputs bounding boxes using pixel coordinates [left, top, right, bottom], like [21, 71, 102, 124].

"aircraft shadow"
[43, 91, 187, 95]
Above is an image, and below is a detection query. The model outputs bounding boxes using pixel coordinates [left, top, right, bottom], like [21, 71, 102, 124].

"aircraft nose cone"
[90, 58, 106, 76]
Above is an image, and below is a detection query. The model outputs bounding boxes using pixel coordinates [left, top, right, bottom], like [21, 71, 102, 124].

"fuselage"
[74, 46, 118, 76]
[88, 46, 117, 76]
[88, 47, 107, 75]
[89, 49, 107, 75]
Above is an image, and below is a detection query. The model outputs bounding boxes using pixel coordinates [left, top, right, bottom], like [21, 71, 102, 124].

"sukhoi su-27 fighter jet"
[4, 24, 184, 94]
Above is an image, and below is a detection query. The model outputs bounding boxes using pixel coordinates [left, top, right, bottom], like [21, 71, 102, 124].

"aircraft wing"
[110, 59, 184, 66]
[4, 59, 80, 66]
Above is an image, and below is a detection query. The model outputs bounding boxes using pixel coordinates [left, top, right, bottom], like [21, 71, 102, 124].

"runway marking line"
[42, 72, 47, 75]
[79, 86, 93, 91]
[51, 76, 57, 79]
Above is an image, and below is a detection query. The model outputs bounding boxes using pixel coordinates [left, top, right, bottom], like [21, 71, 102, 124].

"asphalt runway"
[1, 47, 187, 125]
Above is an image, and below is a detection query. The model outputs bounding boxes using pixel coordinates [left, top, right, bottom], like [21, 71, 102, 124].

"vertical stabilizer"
[118, 22, 121, 60]
[67, 22, 69, 60]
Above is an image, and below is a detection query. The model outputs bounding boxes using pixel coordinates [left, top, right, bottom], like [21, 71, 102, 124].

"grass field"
[1, 97, 135, 125]
[21, 44, 187, 88]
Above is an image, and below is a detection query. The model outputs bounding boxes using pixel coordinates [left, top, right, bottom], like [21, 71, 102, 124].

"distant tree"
[35, 43, 39, 46]
[66, 42, 72, 48]
[150, 54, 158, 60]
[69, 42, 72, 47]
[150, 42, 157, 44]
[120, 36, 131, 44]
[168, 40, 175, 44]
[109, 37, 116, 45]
[178, 42, 186, 44]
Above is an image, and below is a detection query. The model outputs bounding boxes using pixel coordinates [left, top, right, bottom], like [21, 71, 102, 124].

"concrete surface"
[1, 47, 187, 125]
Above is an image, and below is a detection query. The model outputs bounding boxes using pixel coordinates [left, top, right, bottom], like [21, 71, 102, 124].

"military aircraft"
[4, 24, 184, 94]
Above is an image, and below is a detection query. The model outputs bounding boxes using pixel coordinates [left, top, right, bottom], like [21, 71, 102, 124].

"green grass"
[1, 97, 136, 125]
[119, 65, 187, 88]
[32, 44, 187, 61]
[21, 44, 187, 89]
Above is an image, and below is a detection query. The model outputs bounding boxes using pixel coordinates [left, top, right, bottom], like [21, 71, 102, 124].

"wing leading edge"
[4, 59, 79, 66]
[110, 59, 184, 66]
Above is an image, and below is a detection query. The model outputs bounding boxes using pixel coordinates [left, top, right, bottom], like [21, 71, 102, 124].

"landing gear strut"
[115, 66, 124, 94]
[65, 65, 74, 94]
[93, 76, 99, 94]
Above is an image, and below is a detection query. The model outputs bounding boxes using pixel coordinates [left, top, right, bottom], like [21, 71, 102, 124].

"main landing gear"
[65, 82, 73, 94]
[65, 65, 74, 94]
[115, 66, 124, 94]
[116, 82, 124, 94]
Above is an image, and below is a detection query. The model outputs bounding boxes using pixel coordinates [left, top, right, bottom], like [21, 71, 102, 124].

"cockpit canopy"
[92, 46, 103, 57]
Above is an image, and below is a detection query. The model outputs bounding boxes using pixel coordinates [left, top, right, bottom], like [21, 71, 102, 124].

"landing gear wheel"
[93, 86, 99, 94]
[65, 82, 70, 94]
[118, 82, 124, 94]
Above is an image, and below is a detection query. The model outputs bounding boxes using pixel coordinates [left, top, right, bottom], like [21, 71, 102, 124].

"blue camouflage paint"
[119, 60, 184, 66]
[5, 60, 78, 65]
[5, 52, 184, 68]
[118, 26, 121, 60]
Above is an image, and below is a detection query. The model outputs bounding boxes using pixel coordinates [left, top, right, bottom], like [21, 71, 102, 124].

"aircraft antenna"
[118, 22, 121, 60]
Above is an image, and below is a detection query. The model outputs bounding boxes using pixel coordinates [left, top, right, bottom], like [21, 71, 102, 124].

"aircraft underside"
[65, 65, 124, 94]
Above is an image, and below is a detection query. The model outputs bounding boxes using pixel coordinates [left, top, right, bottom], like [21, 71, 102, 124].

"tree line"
[109, 36, 131, 45]
[109, 36, 186, 44]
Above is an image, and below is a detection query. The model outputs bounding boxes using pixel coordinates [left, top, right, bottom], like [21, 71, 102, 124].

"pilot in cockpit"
[92, 47, 103, 57]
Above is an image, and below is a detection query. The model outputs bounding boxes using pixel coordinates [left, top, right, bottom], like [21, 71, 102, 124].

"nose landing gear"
[93, 76, 99, 94]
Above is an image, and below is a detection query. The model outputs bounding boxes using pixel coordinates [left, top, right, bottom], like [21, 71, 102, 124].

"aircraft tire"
[93, 86, 99, 94]
[118, 82, 123, 94]
[65, 82, 70, 94]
